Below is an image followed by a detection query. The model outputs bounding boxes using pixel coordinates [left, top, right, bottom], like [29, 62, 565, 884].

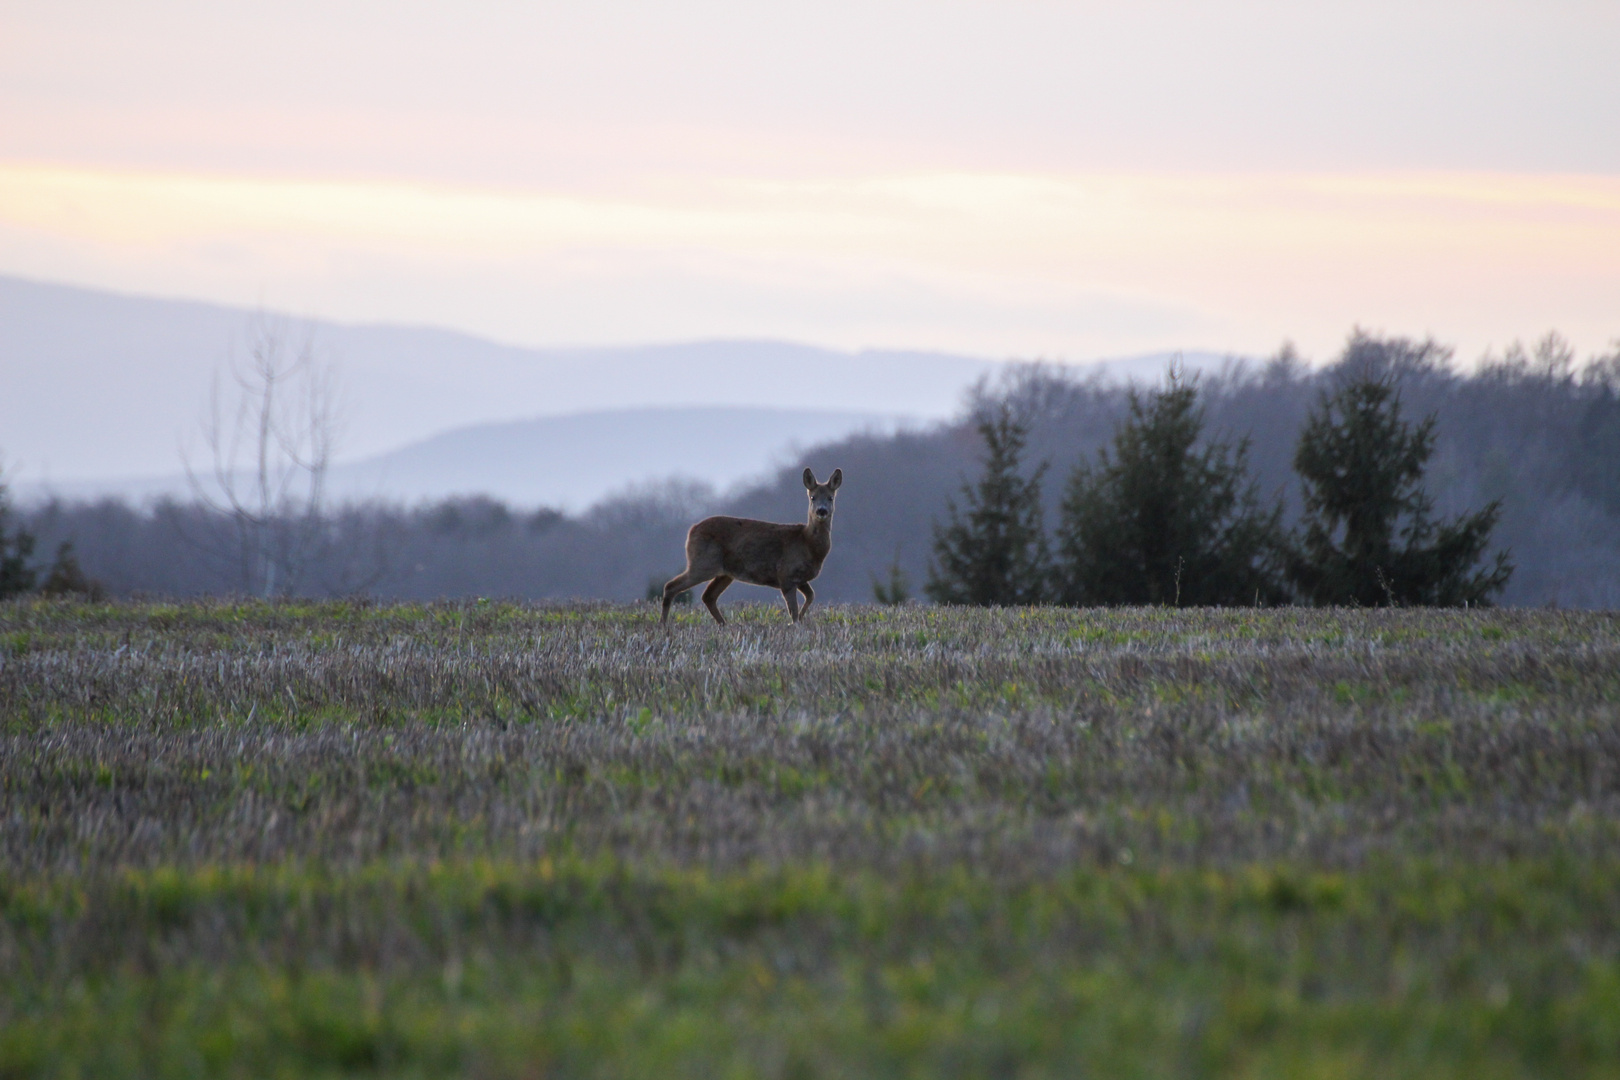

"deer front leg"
[780, 585, 802, 623]
[701, 575, 733, 625]
[797, 582, 814, 619]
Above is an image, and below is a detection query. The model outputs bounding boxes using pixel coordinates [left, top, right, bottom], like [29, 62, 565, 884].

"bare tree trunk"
[183, 314, 342, 597]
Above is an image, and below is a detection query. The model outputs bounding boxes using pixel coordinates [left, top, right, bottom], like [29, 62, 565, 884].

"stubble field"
[2, 598, 1619, 1078]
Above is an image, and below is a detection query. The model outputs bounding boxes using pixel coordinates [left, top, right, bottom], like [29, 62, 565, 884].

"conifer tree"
[1289, 371, 1512, 606]
[1055, 369, 1286, 606]
[926, 404, 1050, 606]
[870, 546, 912, 605]
[39, 541, 106, 601]
[0, 468, 38, 600]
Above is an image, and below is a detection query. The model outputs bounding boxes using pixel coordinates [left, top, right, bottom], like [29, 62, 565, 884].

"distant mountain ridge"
[20, 405, 911, 510]
[1, 273, 1237, 507]
[0, 274, 998, 484]
[337, 405, 915, 509]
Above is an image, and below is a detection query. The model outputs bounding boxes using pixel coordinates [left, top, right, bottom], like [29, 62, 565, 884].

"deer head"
[803, 467, 843, 524]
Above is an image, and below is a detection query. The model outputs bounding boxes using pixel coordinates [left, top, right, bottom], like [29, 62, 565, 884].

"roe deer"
[661, 468, 842, 625]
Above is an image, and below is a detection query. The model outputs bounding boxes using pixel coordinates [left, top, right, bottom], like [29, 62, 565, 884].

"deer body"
[662, 468, 842, 625]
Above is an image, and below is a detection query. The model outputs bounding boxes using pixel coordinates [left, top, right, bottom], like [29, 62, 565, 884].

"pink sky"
[2, 0, 1617, 363]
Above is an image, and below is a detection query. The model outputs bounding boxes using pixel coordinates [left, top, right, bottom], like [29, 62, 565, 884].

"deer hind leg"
[797, 582, 815, 619]
[780, 586, 802, 623]
[701, 575, 733, 625]
[661, 571, 704, 625]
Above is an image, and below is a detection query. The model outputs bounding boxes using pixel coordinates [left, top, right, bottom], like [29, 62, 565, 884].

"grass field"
[2, 598, 1619, 1078]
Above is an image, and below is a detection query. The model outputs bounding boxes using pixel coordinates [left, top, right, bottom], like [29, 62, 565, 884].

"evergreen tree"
[1289, 370, 1512, 606]
[1573, 350, 1620, 516]
[870, 546, 912, 605]
[1055, 369, 1287, 606]
[926, 405, 1050, 606]
[39, 541, 106, 601]
[0, 468, 38, 599]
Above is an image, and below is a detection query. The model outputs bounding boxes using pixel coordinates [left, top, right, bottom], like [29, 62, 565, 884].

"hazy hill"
[0, 274, 997, 485]
[26, 405, 911, 510]
[2, 273, 1229, 507]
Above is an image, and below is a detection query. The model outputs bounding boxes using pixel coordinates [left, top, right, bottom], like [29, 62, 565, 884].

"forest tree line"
[925, 351, 1511, 609]
[4, 331, 1619, 608]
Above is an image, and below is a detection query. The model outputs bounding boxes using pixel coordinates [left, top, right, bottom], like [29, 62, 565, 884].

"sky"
[2, 0, 1618, 364]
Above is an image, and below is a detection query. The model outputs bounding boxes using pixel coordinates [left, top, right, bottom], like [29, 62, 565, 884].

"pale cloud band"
[3, 163, 1616, 362]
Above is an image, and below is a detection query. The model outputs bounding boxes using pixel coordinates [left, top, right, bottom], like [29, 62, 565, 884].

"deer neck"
[804, 512, 833, 558]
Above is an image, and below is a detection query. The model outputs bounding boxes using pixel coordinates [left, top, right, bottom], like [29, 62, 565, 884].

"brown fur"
[662, 468, 842, 625]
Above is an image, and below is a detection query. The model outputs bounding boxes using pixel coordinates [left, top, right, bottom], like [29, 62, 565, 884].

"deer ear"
[802, 467, 816, 490]
[829, 468, 842, 491]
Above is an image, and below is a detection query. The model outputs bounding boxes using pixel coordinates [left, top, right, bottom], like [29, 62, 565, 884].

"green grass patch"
[2, 858, 1618, 1078]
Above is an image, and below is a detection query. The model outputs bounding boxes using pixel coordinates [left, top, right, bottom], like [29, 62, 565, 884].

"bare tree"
[184, 314, 342, 597]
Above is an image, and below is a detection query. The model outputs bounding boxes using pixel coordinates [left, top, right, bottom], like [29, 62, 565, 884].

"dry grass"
[2, 599, 1619, 1077]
